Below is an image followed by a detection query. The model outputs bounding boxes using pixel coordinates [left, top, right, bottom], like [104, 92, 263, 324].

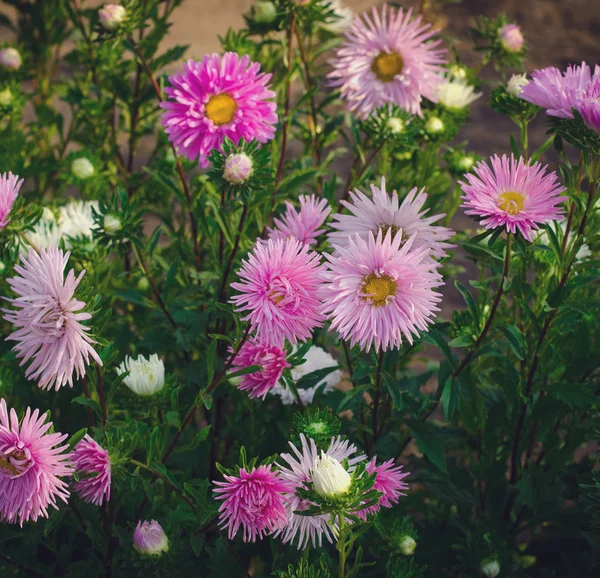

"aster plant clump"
[0, 1, 599, 577]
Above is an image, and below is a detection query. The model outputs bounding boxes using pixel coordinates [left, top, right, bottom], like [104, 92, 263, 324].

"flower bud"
[71, 158, 95, 179]
[117, 354, 165, 396]
[481, 559, 500, 577]
[457, 156, 475, 171]
[448, 64, 467, 80]
[103, 214, 122, 234]
[311, 452, 351, 498]
[99, 4, 126, 30]
[253, 1, 277, 24]
[133, 520, 169, 556]
[507, 73, 529, 97]
[498, 23, 524, 53]
[398, 535, 417, 556]
[224, 152, 254, 185]
[0, 48, 22, 71]
[0, 88, 12, 106]
[425, 116, 444, 134]
[386, 117, 405, 134]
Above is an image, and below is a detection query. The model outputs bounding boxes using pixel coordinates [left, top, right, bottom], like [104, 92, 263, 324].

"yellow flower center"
[378, 224, 402, 240]
[269, 290, 285, 304]
[498, 191, 526, 215]
[205, 93, 237, 126]
[371, 51, 404, 83]
[362, 274, 397, 307]
[0, 454, 19, 477]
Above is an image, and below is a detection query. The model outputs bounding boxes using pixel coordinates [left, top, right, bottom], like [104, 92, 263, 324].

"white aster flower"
[537, 221, 591, 262]
[321, 0, 354, 34]
[311, 452, 352, 498]
[27, 208, 62, 250]
[436, 78, 482, 110]
[507, 73, 529, 96]
[117, 354, 165, 396]
[270, 345, 341, 405]
[59, 200, 98, 247]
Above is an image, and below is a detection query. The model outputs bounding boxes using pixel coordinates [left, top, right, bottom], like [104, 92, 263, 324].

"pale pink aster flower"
[72, 435, 111, 506]
[268, 195, 331, 246]
[133, 520, 169, 555]
[329, 177, 454, 260]
[213, 464, 290, 542]
[519, 62, 600, 119]
[0, 47, 21, 71]
[576, 78, 600, 134]
[161, 53, 277, 168]
[356, 458, 409, 519]
[328, 5, 446, 118]
[0, 398, 72, 525]
[320, 231, 443, 352]
[276, 434, 366, 549]
[230, 338, 290, 400]
[230, 239, 325, 344]
[0, 171, 23, 230]
[3, 247, 102, 391]
[460, 154, 567, 241]
[98, 4, 126, 30]
[498, 24, 524, 53]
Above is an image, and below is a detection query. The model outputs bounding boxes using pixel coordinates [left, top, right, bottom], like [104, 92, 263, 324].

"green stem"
[338, 514, 346, 578]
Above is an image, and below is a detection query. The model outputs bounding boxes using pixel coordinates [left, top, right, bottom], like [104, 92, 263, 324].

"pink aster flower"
[161, 52, 277, 168]
[72, 435, 111, 506]
[268, 195, 331, 246]
[213, 464, 290, 542]
[460, 154, 566, 241]
[320, 230, 442, 353]
[0, 171, 23, 230]
[3, 247, 102, 391]
[230, 338, 290, 400]
[576, 77, 600, 134]
[498, 24, 524, 53]
[519, 62, 600, 119]
[329, 177, 454, 260]
[357, 458, 409, 519]
[276, 434, 366, 548]
[0, 398, 72, 525]
[133, 520, 169, 556]
[230, 239, 325, 345]
[328, 5, 446, 118]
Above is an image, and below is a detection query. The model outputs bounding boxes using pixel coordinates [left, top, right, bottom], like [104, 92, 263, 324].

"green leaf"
[206, 340, 217, 384]
[497, 325, 525, 360]
[448, 336, 472, 348]
[71, 396, 101, 417]
[455, 280, 479, 325]
[67, 428, 88, 451]
[295, 366, 340, 390]
[405, 419, 447, 474]
[383, 374, 403, 410]
[147, 225, 163, 258]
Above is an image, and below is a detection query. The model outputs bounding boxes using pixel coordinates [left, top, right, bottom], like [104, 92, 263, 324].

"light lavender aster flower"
[3, 248, 102, 391]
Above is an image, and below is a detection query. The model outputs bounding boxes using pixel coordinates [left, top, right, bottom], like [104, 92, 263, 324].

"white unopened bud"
[0, 88, 12, 106]
[498, 23, 524, 52]
[399, 536, 417, 556]
[254, 1, 277, 24]
[481, 559, 500, 577]
[311, 452, 351, 498]
[0, 48, 21, 71]
[117, 354, 165, 396]
[458, 156, 475, 171]
[448, 64, 467, 79]
[133, 520, 169, 556]
[507, 73, 529, 97]
[386, 117, 405, 134]
[99, 4, 126, 30]
[71, 158, 95, 179]
[103, 214, 122, 234]
[224, 152, 254, 185]
[426, 116, 444, 134]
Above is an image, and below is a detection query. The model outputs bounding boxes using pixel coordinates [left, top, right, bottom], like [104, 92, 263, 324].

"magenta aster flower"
[268, 195, 331, 246]
[2, 248, 103, 391]
[0, 171, 23, 230]
[460, 154, 566, 241]
[519, 62, 600, 120]
[230, 338, 290, 400]
[328, 5, 446, 118]
[213, 464, 290, 542]
[133, 520, 170, 555]
[0, 398, 72, 525]
[276, 434, 366, 548]
[72, 435, 111, 506]
[329, 177, 453, 260]
[161, 52, 277, 167]
[576, 77, 600, 134]
[357, 458, 409, 519]
[230, 239, 325, 344]
[320, 231, 442, 352]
